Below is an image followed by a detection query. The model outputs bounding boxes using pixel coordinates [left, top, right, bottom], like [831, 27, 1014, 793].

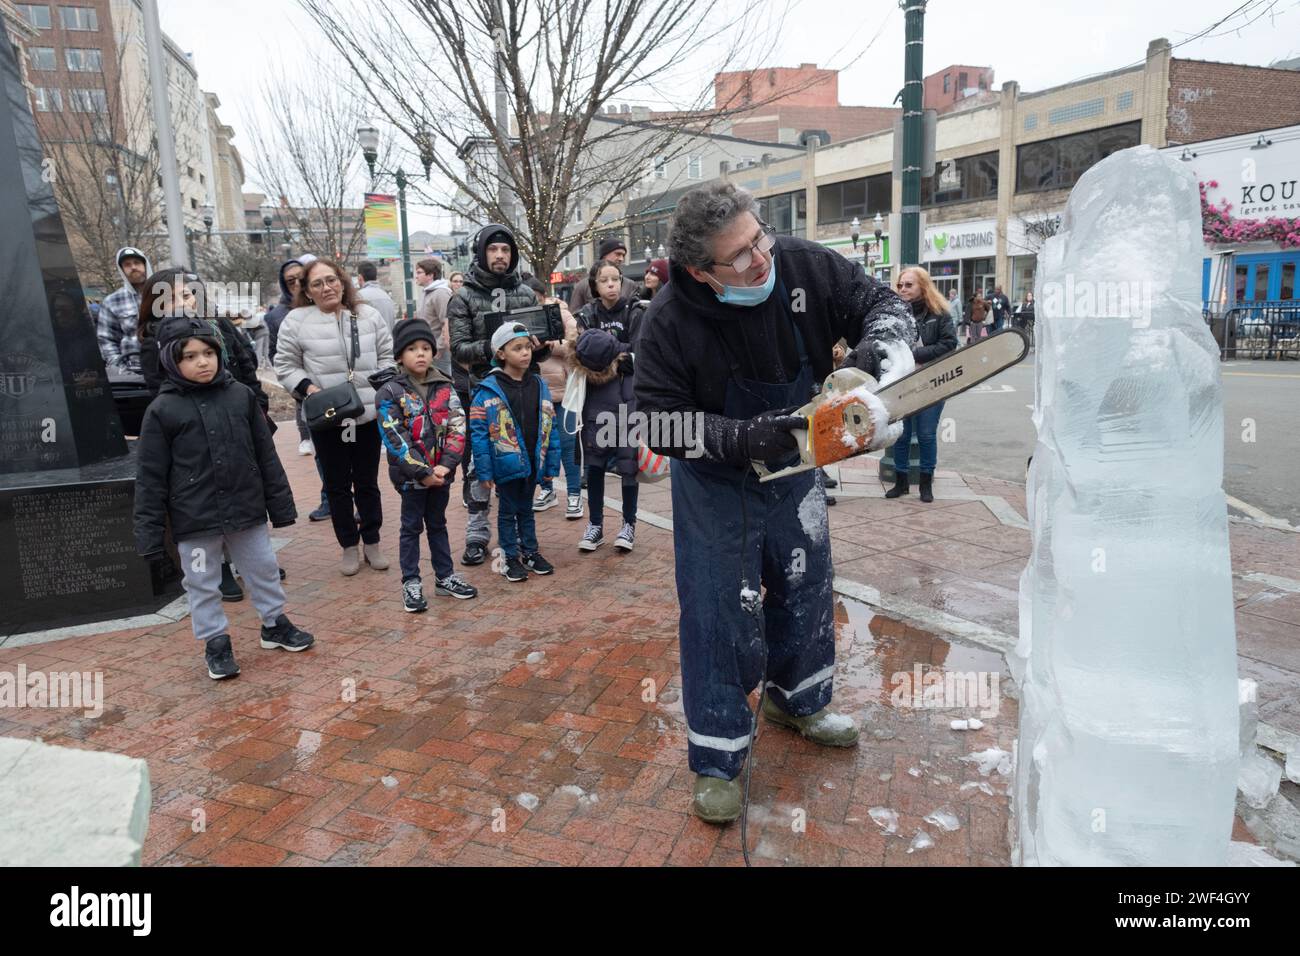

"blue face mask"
[712, 254, 777, 306]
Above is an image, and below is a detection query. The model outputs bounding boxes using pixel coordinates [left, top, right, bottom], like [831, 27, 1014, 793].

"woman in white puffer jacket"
[276, 258, 394, 576]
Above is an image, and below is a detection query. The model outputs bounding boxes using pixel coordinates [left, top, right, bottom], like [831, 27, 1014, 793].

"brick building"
[924, 63, 996, 113]
[709, 63, 900, 145]
[1165, 58, 1300, 145]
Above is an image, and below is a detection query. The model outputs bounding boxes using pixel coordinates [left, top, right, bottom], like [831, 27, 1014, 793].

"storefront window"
[1016, 121, 1141, 193]
[1011, 255, 1037, 307]
[817, 174, 891, 224]
[921, 151, 999, 206]
[759, 191, 807, 237]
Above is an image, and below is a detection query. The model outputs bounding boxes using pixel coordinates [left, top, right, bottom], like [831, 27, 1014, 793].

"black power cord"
[737, 464, 764, 867]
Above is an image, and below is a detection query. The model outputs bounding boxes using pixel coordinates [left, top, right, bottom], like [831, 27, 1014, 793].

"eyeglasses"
[308, 274, 342, 291]
[712, 223, 775, 274]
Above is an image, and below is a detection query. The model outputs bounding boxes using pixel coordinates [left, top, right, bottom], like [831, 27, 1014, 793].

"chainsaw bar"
[878, 327, 1029, 421]
[753, 328, 1030, 483]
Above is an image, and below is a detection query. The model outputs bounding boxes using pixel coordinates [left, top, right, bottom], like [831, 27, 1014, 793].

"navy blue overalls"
[671, 269, 837, 780]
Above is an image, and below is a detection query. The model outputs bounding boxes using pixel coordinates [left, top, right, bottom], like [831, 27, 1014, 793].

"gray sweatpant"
[178, 524, 285, 642]
[466, 478, 492, 549]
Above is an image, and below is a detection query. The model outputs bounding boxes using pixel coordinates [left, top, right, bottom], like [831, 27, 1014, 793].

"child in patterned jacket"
[371, 319, 478, 610]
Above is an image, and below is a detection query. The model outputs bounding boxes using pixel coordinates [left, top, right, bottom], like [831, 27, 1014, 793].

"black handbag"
[303, 312, 364, 430]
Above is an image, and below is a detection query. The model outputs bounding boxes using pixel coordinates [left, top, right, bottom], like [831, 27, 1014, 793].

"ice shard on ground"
[1014, 145, 1239, 866]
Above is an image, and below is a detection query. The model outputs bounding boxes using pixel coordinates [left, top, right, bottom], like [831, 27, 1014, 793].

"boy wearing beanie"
[469, 323, 561, 582]
[134, 317, 314, 680]
[371, 319, 477, 611]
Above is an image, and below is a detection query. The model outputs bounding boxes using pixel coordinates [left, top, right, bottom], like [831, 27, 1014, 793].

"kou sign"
[1168, 124, 1300, 222]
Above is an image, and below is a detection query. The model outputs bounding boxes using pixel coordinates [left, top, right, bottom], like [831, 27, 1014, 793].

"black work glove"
[617, 354, 634, 377]
[849, 340, 889, 380]
[741, 407, 804, 464]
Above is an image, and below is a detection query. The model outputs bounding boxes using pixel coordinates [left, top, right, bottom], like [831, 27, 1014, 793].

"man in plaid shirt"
[97, 246, 152, 373]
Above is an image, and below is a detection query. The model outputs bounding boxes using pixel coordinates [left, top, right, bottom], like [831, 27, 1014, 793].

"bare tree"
[297, 0, 826, 284]
[240, 71, 379, 265]
[37, 68, 165, 291]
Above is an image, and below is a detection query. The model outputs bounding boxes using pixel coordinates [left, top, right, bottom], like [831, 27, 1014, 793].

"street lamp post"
[359, 125, 431, 320]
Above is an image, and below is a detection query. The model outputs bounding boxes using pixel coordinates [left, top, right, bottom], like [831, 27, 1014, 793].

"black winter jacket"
[134, 370, 295, 556]
[576, 296, 645, 376]
[911, 300, 960, 365]
[634, 236, 914, 464]
[448, 223, 550, 384]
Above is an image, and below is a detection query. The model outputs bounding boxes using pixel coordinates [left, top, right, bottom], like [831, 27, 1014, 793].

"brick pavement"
[0, 429, 1024, 867]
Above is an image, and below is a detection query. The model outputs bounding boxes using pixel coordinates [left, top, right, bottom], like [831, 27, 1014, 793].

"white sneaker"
[533, 487, 558, 512]
[565, 494, 583, 520]
[298, 439, 313, 456]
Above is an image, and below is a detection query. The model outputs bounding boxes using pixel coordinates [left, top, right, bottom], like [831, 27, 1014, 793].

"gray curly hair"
[668, 181, 759, 270]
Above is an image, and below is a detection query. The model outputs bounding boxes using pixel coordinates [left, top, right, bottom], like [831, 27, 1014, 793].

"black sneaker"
[204, 634, 240, 680]
[219, 562, 244, 602]
[435, 574, 478, 600]
[504, 556, 529, 582]
[279, 567, 287, 581]
[259, 614, 315, 652]
[820, 468, 838, 490]
[403, 578, 428, 613]
[523, 552, 554, 575]
[308, 504, 331, 522]
[826, 494, 837, 506]
[462, 543, 488, 566]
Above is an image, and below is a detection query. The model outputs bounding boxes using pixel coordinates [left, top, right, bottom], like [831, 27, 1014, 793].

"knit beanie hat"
[394, 318, 437, 358]
[647, 258, 670, 285]
[597, 237, 627, 259]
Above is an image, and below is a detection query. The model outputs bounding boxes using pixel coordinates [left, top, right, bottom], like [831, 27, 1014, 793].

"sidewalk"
[0, 428, 1282, 865]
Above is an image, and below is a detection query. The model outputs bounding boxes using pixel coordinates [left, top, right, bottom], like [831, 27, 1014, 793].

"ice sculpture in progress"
[1013, 145, 1238, 866]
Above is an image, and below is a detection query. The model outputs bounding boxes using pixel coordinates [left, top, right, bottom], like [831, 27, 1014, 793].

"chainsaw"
[753, 329, 1031, 483]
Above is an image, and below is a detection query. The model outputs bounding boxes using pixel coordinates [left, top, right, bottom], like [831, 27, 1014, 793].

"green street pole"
[396, 168, 414, 319]
[900, 0, 927, 268]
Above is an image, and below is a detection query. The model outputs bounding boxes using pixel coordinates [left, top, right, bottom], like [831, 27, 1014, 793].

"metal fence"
[1204, 301, 1300, 360]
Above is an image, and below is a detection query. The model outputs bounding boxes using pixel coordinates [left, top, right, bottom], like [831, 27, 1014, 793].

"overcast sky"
[159, 0, 1300, 233]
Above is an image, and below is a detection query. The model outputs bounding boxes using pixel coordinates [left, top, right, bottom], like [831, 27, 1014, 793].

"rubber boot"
[919, 473, 934, 503]
[884, 473, 910, 499]
[692, 774, 743, 824]
[761, 695, 859, 747]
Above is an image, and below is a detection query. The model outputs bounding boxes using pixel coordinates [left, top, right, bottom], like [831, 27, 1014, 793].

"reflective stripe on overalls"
[671, 268, 836, 780]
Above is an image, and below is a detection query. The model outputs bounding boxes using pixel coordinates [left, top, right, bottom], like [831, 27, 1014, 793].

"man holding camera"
[448, 223, 559, 566]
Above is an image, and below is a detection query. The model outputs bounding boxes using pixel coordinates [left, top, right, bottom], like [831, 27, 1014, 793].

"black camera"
[483, 303, 564, 343]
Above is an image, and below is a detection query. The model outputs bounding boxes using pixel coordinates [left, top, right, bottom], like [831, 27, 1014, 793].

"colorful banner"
[364, 193, 401, 259]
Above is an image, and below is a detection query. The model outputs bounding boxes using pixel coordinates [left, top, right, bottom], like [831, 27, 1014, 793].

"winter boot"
[339, 546, 361, 576]
[692, 774, 743, 824]
[761, 695, 859, 747]
[363, 542, 389, 571]
[884, 473, 910, 499]
[919, 473, 934, 503]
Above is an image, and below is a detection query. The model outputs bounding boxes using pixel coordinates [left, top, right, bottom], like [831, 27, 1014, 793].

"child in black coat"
[134, 317, 314, 680]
